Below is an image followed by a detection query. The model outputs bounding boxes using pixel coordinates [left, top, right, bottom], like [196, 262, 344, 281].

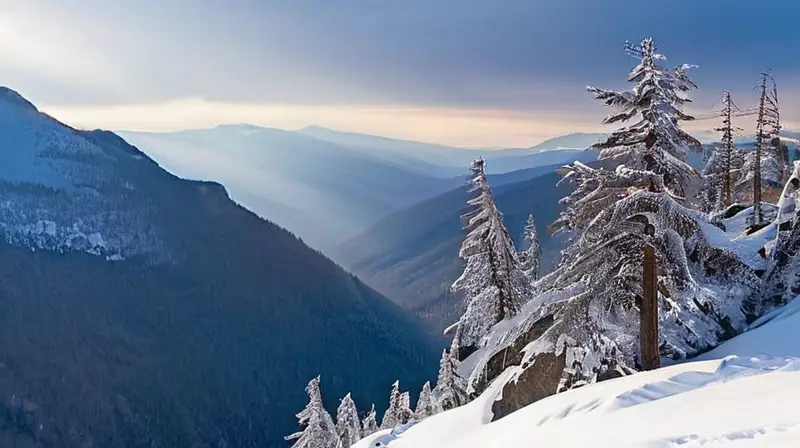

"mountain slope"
[298, 125, 471, 177]
[301, 125, 600, 175]
[335, 168, 575, 328]
[120, 125, 463, 255]
[479, 149, 597, 174]
[0, 89, 440, 448]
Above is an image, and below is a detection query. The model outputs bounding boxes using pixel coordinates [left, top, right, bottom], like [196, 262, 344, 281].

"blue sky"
[2, 0, 799, 146]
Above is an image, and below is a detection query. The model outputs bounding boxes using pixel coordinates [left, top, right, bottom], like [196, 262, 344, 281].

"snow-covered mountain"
[0, 88, 442, 448]
[0, 87, 163, 260]
[356, 295, 800, 447]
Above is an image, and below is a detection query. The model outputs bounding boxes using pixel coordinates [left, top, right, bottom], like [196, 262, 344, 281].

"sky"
[2, 0, 800, 147]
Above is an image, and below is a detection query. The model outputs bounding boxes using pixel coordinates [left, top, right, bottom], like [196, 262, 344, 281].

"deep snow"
[354, 296, 800, 448]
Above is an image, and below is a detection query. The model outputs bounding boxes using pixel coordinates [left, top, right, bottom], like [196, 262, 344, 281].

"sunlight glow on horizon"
[41, 98, 800, 149]
[41, 99, 609, 148]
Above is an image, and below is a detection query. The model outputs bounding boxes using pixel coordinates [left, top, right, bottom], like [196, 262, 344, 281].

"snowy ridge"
[355, 297, 800, 447]
[0, 88, 165, 260]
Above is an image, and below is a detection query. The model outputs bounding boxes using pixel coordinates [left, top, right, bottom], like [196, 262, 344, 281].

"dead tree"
[715, 91, 742, 207]
[753, 74, 770, 226]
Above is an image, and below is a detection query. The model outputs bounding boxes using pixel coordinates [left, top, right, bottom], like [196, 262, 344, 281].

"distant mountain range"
[0, 88, 440, 447]
[121, 126, 597, 258]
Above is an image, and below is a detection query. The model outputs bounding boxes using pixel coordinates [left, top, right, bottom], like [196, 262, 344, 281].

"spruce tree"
[432, 335, 469, 413]
[587, 37, 701, 197]
[379, 381, 402, 430]
[285, 376, 340, 448]
[451, 158, 529, 352]
[702, 147, 728, 213]
[413, 381, 435, 420]
[520, 214, 542, 281]
[398, 392, 413, 425]
[361, 404, 379, 438]
[335, 393, 361, 448]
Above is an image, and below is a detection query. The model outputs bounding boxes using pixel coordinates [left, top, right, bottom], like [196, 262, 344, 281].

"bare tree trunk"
[723, 92, 733, 207]
[640, 242, 660, 371]
[753, 75, 769, 226]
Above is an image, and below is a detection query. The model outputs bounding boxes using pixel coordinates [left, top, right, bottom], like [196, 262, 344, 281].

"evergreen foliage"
[452, 158, 530, 351]
[520, 214, 542, 282]
[588, 38, 702, 197]
[335, 393, 361, 448]
[286, 377, 339, 448]
[361, 404, 379, 438]
[432, 335, 469, 413]
[413, 381, 435, 420]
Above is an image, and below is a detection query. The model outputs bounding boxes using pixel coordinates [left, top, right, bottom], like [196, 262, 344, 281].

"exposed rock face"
[491, 351, 566, 421]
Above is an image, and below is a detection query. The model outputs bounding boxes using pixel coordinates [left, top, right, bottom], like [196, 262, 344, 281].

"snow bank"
[354, 297, 800, 448]
[697, 296, 800, 361]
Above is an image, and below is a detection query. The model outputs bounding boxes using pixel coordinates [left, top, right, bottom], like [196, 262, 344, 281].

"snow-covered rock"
[354, 297, 800, 447]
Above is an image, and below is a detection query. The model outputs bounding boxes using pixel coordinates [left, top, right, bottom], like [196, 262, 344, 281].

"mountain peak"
[529, 132, 607, 151]
[299, 124, 333, 133]
[0, 87, 39, 112]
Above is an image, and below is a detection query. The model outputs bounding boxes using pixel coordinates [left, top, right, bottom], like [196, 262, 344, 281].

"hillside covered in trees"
[0, 88, 442, 448]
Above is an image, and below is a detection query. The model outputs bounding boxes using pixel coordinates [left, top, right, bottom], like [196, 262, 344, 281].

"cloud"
[5, 0, 800, 146]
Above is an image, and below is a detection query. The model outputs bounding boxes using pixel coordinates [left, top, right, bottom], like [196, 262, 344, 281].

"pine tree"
[701, 147, 728, 213]
[714, 90, 744, 208]
[379, 381, 402, 430]
[335, 393, 361, 448]
[397, 392, 413, 425]
[413, 381, 435, 420]
[286, 377, 340, 448]
[451, 158, 529, 352]
[519, 214, 542, 281]
[361, 404, 379, 438]
[432, 335, 469, 413]
[587, 38, 701, 198]
[742, 73, 783, 226]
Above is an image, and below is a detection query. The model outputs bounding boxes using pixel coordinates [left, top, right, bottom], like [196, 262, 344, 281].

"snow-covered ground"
[355, 296, 800, 447]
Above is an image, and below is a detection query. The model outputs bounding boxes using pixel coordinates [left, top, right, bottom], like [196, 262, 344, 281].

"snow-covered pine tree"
[361, 404, 379, 438]
[464, 162, 759, 406]
[520, 214, 542, 281]
[432, 335, 469, 413]
[285, 376, 340, 448]
[453, 38, 759, 419]
[398, 392, 413, 425]
[451, 157, 529, 353]
[701, 146, 730, 213]
[587, 38, 702, 198]
[335, 393, 361, 448]
[413, 381, 435, 420]
[379, 381, 402, 430]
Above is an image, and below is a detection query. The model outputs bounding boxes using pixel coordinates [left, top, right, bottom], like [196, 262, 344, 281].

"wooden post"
[640, 225, 660, 371]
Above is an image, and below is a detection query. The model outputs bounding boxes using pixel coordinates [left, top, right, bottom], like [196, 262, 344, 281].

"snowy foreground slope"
[356, 297, 800, 447]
